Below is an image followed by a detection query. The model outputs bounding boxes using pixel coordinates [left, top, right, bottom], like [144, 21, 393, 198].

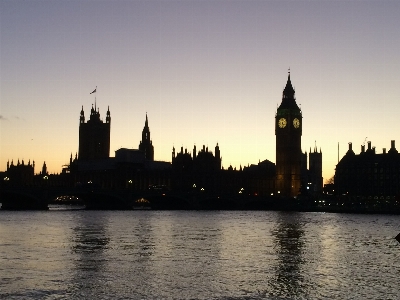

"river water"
[0, 208, 399, 299]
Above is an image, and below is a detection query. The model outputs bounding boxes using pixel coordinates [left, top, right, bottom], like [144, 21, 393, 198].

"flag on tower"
[90, 88, 96, 94]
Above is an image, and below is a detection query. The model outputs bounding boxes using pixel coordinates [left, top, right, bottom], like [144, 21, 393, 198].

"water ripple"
[0, 210, 399, 299]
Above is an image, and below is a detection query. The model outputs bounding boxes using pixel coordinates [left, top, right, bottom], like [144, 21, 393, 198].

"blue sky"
[1, 0, 399, 181]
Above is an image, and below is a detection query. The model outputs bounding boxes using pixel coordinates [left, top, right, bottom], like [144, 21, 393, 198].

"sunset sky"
[1, 0, 399, 181]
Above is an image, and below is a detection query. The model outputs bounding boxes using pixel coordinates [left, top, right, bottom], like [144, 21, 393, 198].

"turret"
[80, 106, 85, 123]
[106, 106, 111, 124]
[389, 140, 398, 154]
[346, 142, 355, 155]
[215, 143, 221, 169]
[41, 161, 48, 175]
[215, 143, 220, 160]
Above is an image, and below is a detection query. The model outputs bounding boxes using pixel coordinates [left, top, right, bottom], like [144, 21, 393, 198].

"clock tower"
[275, 71, 302, 197]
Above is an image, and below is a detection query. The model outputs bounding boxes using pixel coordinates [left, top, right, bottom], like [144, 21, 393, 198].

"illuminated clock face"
[293, 118, 300, 128]
[278, 118, 287, 128]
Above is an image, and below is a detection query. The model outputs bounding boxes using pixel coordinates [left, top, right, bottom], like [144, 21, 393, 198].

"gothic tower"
[78, 104, 111, 160]
[275, 72, 302, 197]
[215, 143, 221, 170]
[139, 113, 154, 160]
[309, 146, 323, 193]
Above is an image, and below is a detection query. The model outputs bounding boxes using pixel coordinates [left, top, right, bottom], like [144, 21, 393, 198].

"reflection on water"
[69, 212, 110, 298]
[0, 211, 399, 299]
[135, 215, 155, 259]
[126, 213, 156, 297]
[271, 212, 306, 298]
[72, 219, 110, 254]
[160, 212, 223, 298]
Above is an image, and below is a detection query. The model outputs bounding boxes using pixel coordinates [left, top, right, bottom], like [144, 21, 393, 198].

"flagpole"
[90, 86, 97, 110]
[95, 86, 97, 111]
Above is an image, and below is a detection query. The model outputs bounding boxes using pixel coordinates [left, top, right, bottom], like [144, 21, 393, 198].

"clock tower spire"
[275, 70, 302, 197]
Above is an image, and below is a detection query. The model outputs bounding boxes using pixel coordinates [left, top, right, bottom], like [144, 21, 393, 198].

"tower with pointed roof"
[78, 104, 111, 160]
[139, 113, 154, 161]
[275, 71, 302, 197]
[41, 161, 48, 176]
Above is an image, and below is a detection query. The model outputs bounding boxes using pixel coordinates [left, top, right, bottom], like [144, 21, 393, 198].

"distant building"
[301, 146, 323, 194]
[78, 103, 111, 160]
[335, 140, 400, 197]
[309, 147, 323, 193]
[3, 77, 325, 202]
[40, 161, 48, 176]
[241, 159, 276, 196]
[169, 73, 321, 198]
[172, 144, 221, 193]
[71, 108, 170, 190]
[5, 159, 35, 186]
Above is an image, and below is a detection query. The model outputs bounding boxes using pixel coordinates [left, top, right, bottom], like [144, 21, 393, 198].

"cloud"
[0, 115, 24, 121]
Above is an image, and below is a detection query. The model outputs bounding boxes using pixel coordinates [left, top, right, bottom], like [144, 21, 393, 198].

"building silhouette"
[78, 104, 111, 160]
[335, 140, 400, 198]
[170, 73, 320, 199]
[241, 159, 276, 196]
[147, 74, 320, 199]
[138, 113, 154, 161]
[301, 146, 323, 194]
[309, 146, 323, 193]
[3, 74, 327, 207]
[71, 108, 170, 191]
[275, 72, 303, 197]
[5, 159, 35, 186]
[172, 144, 221, 194]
